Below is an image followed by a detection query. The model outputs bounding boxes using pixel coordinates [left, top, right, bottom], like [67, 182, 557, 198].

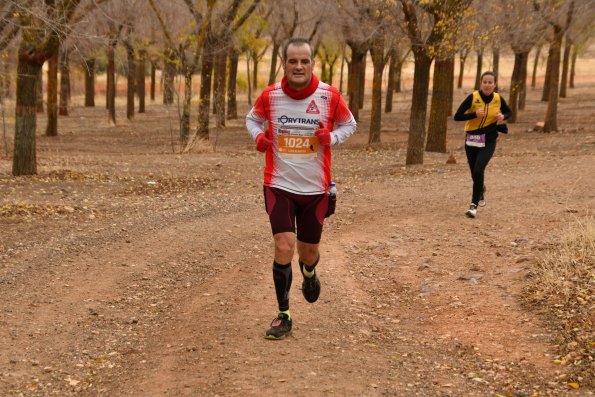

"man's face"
[283, 43, 314, 90]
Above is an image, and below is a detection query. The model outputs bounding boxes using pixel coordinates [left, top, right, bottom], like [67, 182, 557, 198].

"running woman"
[246, 38, 357, 339]
[454, 71, 511, 218]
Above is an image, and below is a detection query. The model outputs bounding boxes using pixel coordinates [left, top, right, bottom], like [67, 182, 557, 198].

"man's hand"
[315, 122, 331, 146]
[255, 133, 272, 152]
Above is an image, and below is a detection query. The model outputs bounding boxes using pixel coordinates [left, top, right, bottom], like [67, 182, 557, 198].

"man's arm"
[330, 94, 357, 145]
[246, 96, 267, 140]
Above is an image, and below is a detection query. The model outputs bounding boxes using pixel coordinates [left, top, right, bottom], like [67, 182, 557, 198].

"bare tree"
[337, 1, 369, 122]
[559, 36, 572, 98]
[399, 0, 469, 164]
[367, 4, 392, 146]
[46, 53, 59, 136]
[83, 57, 95, 106]
[535, 0, 575, 132]
[12, 0, 84, 175]
[149, 0, 210, 143]
[531, 44, 542, 89]
[317, 36, 342, 85]
[457, 46, 470, 89]
[561, 0, 595, 92]
[385, 43, 411, 111]
[190, 0, 260, 140]
[426, 0, 473, 153]
[58, 49, 70, 116]
[470, 2, 498, 91]
[503, 1, 546, 122]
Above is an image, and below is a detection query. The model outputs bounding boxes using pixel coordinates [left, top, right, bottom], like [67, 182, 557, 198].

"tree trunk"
[137, 50, 146, 113]
[318, 59, 331, 84]
[328, 57, 337, 85]
[36, 68, 44, 112]
[339, 49, 345, 93]
[457, 48, 468, 89]
[447, 59, 454, 116]
[251, 51, 258, 91]
[150, 60, 156, 101]
[0, 56, 11, 100]
[163, 48, 176, 105]
[518, 52, 529, 110]
[368, 36, 384, 145]
[569, 45, 577, 89]
[385, 47, 396, 113]
[212, 48, 227, 127]
[84, 58, 95, 107]
[180, 68, 192, 144]
[559, 38, 571, 98]
[268, 42, 280, 85]
[426, 57, 453, 153]
[406, 51, 432, 165]
[531, 45, 541, 89]
[59, 51, 69, 116]
[46, 53, 58, 136]
[227, 47, 239, 120]
[474, 49, 482, 90]
[198, 36, 215, 139]
[508, 51, 528, 122]
[246, 52, 252, 106]
[358, 52, 366, 109]
[492, 47, 500, 91]
[13, 52, 43, 175]
[107, 42, 116, 125]
[126, 44, 135, 120]
[541, 45, 553, 101]
[543, 27, 563, 133]
[395, 61, 402, 93]
[347, 43, 366, 121]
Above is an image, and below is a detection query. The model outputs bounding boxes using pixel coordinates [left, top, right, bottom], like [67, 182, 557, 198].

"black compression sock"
[272, 261, 292, 312]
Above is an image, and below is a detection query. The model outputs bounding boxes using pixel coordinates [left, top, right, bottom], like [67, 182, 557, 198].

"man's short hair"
[283, 37, 314, 60]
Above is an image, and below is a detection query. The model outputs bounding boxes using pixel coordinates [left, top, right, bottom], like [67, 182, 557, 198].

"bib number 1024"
[283, 137, 314, 150]
[276, 129, 319, 158]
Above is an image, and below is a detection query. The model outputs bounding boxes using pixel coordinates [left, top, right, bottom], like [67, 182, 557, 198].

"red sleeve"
[251, 91, 269, 121]
[329, 87, 351, 122]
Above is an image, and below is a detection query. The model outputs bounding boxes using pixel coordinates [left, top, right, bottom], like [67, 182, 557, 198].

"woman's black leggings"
[465, 138, 497, 205]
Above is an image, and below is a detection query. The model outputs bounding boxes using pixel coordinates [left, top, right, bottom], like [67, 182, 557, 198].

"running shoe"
[265, 313, 292, 340]
[478, 185, 486, 207]
[466, 203, 478, 218]
[300, 264, 321, 303]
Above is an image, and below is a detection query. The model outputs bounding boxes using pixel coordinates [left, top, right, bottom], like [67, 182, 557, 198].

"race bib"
[466, 133, 486, 148]
[277, 127, 318, 159]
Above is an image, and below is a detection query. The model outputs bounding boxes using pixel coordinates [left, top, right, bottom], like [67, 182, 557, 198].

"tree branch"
[232, 0, 261, 33]
[0, 24, 20, 52]
[148, 0, 176, 46]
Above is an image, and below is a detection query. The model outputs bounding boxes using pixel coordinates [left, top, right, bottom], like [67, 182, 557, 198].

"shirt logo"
[306, 100, 320, 114]
[277, 115, 319, 125]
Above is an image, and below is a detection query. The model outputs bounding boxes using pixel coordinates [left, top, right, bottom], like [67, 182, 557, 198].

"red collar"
[281, 74, 319, 100]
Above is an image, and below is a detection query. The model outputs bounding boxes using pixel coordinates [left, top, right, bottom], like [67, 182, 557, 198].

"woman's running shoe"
[466, 203, 478, 218]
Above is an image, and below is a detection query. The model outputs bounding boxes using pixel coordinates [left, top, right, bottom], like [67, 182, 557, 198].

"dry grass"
[524, 216, 595, 388]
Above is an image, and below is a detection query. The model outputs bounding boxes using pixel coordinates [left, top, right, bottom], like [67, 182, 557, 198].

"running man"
[245, 38, 357, 339]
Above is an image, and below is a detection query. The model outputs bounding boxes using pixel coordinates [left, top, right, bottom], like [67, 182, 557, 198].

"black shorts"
[263, 186, 328, 244]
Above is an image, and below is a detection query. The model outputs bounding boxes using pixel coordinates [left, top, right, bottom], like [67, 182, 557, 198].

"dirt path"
[1, 86, 594, 396]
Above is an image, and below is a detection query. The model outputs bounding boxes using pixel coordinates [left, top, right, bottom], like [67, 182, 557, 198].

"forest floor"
[0, 82, 594, 397]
